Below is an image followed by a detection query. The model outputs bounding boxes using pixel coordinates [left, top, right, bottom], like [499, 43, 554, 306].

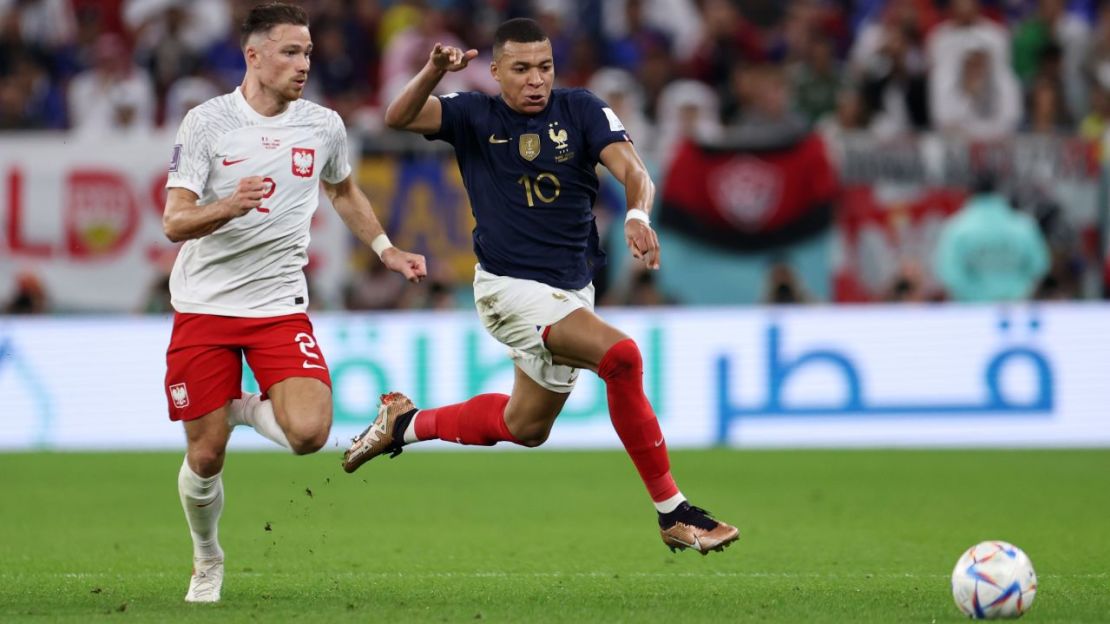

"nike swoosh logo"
[222, 157, 248, 166]
[488, 135, 509, 144]
[654, 437, 664, 447]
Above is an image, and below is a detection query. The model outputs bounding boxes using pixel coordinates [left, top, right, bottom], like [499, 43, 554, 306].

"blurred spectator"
[927, 0, 1010, 73]
[933, 174, 1050, 302]
[928, 0, 1020, 139]
[653, 79, 720, 173]
[4, 272, 48, 314]
[603, 0, 671, 73]
[853, 5, 930, 138]
[0, 50, 65, 129]
[1078, 83, 1110, 143]
[124, 0, 228, 60]
[788, 34, 841, 123]
[67, 33, 155, 134]
[343, 251, 411, 311]
[763, 260, 811, 304]
[587, 67, 652, 153]
[1011, 0, 1089, 119]
[601, 0, 702, 62]
[686, 0, 764, 117]
[932, 47, 1022, 140]
[727, 63, 807, 139]
[142, 272, 172, 313]
[379, 5, 495, 106]
[0, 0, 76, 49]
[849, 0, 938, 76]
[132, 2, 200, 119]
[163, 73, 219, 128]
[1024, 74, 1072, 134]
[817, 87, 871, 146]
[884, 258, 936, 302]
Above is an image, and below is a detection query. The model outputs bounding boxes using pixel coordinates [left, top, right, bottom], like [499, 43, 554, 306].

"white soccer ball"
[951, 541, 1037, 619]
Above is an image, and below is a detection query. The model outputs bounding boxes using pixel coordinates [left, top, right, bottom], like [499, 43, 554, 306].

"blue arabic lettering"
[716, 318, 1054, 443]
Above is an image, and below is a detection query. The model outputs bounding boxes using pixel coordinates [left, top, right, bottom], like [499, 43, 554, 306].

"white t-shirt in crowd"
[166, 87, 351, 317]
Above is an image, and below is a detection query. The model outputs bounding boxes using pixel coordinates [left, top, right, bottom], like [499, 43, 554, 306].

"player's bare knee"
[285, 414, 331, 455]
[512, 423, 551, 448]
[188, 446, 226, 477]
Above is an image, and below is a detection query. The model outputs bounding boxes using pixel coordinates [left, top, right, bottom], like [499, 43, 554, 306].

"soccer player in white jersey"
[161, 2, 426, 603]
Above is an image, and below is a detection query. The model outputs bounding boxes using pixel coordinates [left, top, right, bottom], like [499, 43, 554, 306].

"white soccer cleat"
[184, 556, 224, 603]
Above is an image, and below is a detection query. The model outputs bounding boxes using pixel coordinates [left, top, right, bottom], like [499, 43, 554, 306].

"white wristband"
[370, 233, 394, 259]
[625, 208, 651, 225]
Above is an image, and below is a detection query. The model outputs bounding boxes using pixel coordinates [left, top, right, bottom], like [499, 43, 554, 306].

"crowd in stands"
[1, 0, 1106, 312]
[5, 0, 1110, 146]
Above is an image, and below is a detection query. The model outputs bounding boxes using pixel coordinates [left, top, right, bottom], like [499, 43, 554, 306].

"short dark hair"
[240, 2, 309, 47]
[493, 18, 548, 57]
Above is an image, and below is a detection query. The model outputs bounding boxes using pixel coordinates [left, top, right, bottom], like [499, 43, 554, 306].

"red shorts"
[164, 312, 331, 421]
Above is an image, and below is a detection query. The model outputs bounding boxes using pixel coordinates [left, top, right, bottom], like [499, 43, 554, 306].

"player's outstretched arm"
[324, 176, 427, 283]
[383, 43, 477, 134]
[600, 141, 661, 270]
[162, 178, 266, 242]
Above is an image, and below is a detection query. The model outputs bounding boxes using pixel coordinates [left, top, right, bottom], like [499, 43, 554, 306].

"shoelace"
[682, 505, 719, 531]
[191, 567, 221, 596]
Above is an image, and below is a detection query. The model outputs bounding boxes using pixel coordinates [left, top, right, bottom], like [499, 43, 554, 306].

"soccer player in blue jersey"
[343, 18, 738, 554]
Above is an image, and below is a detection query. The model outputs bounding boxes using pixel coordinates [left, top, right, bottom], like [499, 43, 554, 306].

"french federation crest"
[519, 134, 541, 161]
[291, 147, 315, 178]
[169, 383, 190, 408]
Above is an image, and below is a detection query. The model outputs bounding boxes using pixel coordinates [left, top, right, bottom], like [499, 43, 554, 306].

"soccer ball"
[951, 541, 1037, 619]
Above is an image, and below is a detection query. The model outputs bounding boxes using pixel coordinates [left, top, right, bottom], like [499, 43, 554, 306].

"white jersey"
[165, 87, 351, 317]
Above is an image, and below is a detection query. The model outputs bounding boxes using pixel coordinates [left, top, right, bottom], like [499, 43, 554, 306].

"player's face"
[492, 40, 554, 114]
[248, 24, 312, 102]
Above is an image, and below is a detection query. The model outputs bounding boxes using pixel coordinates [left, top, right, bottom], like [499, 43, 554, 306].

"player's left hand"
[381, 247, 428, 283]
[625, 220, 661, 270]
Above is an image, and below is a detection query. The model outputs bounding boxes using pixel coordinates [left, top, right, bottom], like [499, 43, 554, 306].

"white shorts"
[473, 265, 594, 393]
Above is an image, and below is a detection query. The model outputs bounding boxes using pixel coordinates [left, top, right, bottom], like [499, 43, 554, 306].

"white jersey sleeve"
[167, 108, 213, 197]
[320, 110, 352, 184]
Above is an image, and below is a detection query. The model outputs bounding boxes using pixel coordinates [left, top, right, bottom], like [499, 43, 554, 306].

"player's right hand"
[381, 247, 428, 283]
[430, 43, 478, 72]
[225, 176, 267, 217]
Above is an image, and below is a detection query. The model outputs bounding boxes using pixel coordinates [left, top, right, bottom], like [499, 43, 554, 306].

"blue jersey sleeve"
[573, 90, 633, 162]
[424, 91, 484, 145]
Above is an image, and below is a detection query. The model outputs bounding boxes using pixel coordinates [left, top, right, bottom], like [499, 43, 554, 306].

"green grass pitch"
[1, 449, 1107, 622]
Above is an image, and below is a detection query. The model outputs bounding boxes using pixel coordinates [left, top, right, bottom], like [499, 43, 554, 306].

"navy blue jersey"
[426, 88, 631, 290]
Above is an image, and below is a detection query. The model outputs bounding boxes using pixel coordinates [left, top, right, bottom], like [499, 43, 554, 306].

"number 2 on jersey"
[516, 173, 560, 207]
[258, 177, 277, 214]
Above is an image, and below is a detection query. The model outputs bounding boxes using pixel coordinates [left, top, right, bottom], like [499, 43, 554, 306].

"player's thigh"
[183, 404, 233, 476]
[247, 310, 333, 397]
[473, 267, 588, 360]
[267, 376, 332, 433]
[545, 308, 629, 372]
[504, 364, 571, 444]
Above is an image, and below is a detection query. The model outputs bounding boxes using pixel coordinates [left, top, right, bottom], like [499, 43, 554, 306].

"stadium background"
[2, 1, 1110, 622]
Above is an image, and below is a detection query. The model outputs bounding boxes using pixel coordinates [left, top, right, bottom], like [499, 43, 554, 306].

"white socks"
[178, 457, 224, 561]
[229, 393, 292, 450]
[654, 491, 687, 514]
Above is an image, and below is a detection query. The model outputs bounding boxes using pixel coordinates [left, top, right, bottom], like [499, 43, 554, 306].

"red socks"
[413, 393, 519, 446]
[410, 339, 678, 505]
[598, 339, 679, 503]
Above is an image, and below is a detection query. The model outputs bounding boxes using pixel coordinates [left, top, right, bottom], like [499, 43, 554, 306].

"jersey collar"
[234, 86, 296, 123]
